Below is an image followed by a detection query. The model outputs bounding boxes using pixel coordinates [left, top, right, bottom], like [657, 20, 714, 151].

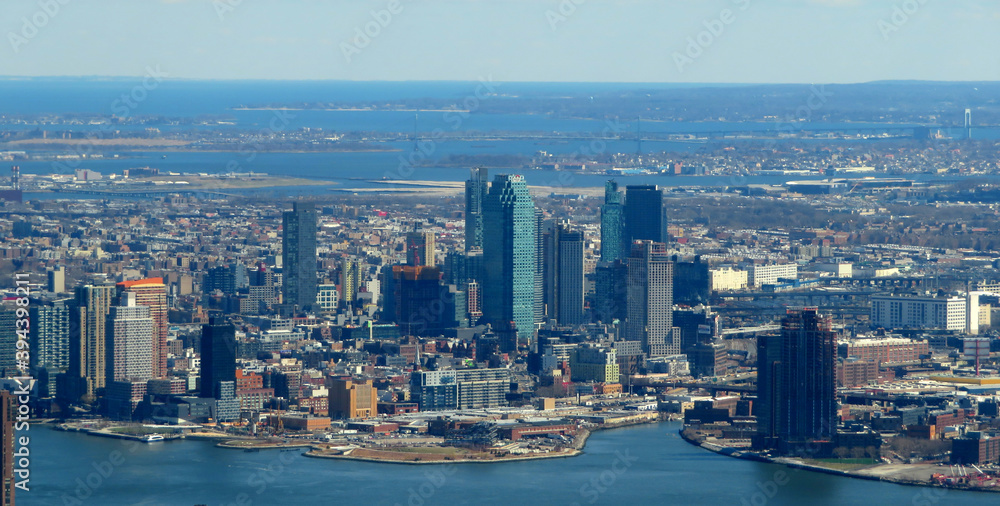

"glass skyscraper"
[624, 185, 667, 245]
[464, 167, 489, 252]
[201, 319, 237, 400]
[483, 174, 537, 339]
[601, 180, 625, 262]
[282, 201, 318, 312]
[557, 226, 585, 325]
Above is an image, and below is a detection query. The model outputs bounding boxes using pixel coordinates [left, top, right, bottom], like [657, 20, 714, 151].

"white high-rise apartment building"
[107, 292, 155, 382]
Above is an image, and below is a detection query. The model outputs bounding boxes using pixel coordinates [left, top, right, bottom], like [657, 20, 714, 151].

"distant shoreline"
[2, 146, 401, 154]
[678, 429, 1000, 495]
[231, 107, 470, 113]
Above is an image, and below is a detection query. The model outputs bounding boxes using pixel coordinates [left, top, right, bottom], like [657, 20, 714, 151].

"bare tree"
[850, 447, 866, 460]
[865, 446, 879, 462]
[833, 447, 849, 460]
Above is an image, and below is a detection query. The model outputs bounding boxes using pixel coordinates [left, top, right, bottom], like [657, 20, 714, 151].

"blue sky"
[1, 0, 998, 83]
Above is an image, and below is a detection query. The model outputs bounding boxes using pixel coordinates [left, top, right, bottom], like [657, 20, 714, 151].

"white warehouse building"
[748, 263, 798, 287]
[710, 267, 748, 291]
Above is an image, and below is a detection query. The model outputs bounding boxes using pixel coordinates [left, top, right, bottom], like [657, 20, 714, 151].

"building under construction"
[754, 307, 838, 454]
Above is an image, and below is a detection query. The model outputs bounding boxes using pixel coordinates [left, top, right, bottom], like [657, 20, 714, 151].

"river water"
[20, 422, 996, 506]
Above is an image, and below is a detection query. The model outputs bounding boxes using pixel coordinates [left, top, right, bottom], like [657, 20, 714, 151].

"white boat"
[143, 434, 165, 443]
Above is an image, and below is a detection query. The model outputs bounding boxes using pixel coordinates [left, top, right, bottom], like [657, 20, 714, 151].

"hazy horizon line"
[0, 76, 995, 87]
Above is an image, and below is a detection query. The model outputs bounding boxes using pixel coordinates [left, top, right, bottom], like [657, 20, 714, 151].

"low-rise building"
[871, 294, 966, 331]
[327, 378, 378, 420]
[838, 337, 929, 366]
[710, 267, 747, 291]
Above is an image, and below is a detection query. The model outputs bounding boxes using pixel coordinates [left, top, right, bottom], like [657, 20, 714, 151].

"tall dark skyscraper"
[594, 260, 628, 324]
[541, 220, 559, 321]
[443, 250, 483, 325]
[624, 185, 667, 245]
[557, 227, 585, 325]
[625, 241, 676, 357]
[542, 221, 585, 325]
[673, 255, 711, 305]
[282, 201, 318, 312]
[601, 180, 625, 262]
[755, 307, 837, 453]
[483, 174, 537, 340]
[204, 263, 248, 295]
[201, 319, 237, 399]
[464, 167, 489, 252]
[393, 265, 438, 332]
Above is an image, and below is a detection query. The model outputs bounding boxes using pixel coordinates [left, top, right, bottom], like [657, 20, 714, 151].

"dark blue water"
[19, 422, 996, 506]
[4, 79, 995, 200]
[17, 148, 1000, 203]
[0, 78, 937, 134]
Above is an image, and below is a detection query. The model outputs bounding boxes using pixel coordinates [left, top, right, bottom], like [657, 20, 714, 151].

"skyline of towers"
[600, 180, 625, 263]
[482, 174, 537, 339]
[282, 201, 318, 313]
[117, 278, 168, 378]
[464, 167, 489, 252]
[625, 240, 676, 357]
[33, 171, 687, 420]
[756, 307, 837, 453]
